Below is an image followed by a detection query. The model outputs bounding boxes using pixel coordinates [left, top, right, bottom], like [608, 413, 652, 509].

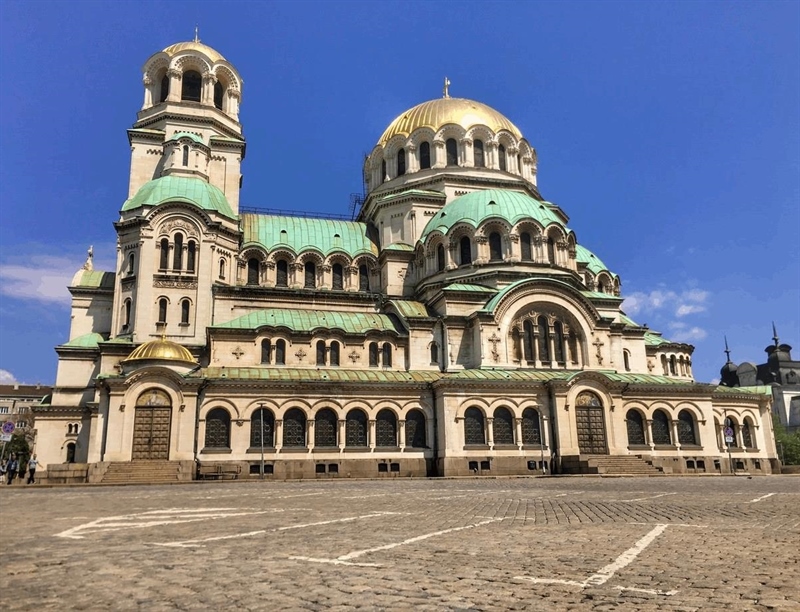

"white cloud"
[0, 247, 115, 305]
[0, 369, 17, 384]
[676, 304, 706, 317]
[670, 326, 708, 342]
[623, 289, 709, 318]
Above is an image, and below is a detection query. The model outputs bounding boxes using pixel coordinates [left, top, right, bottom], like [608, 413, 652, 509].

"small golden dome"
[162, 41, 225, 63]
[123, 339, 197, 365]
[378, 97, 523, 146]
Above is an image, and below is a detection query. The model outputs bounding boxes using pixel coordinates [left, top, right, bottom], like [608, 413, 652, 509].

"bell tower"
[128, 34, 245, 213]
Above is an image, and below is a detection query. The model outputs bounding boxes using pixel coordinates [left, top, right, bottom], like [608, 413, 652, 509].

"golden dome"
[123, 339, 197, 365]
[162, 41, 225, 63]
[378, 97, 523, 146]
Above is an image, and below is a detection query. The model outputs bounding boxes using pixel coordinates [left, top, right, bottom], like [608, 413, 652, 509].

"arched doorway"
[575, 391, 608, 454]
[132, 388, 172, 460]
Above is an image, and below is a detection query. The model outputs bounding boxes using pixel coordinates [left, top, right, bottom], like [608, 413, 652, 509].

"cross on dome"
[443, 77, 451, 99]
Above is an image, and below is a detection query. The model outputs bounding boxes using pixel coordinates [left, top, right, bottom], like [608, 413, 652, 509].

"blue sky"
[0, 0, 798, 385]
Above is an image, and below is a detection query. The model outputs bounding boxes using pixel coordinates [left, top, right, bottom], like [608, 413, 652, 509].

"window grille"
[652, 410, 671, 445]
[678, 410, 697, 445]
[464, 407, 485, 445]
[250, 409, 275, 447]
[205, 408, 230, 448]
[375, 410, 397, 447]
[405, 410, 426, 448]
[521, 408, 541, 445]
[282, 409, 306, 447]
[492, 408, 514, 444]
[626, 410, 646, 445]
[314, 409, 338, 447]
[346, 410, 367, 447]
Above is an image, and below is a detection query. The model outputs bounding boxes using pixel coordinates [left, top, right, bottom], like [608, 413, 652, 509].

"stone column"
[228, 90, 240, 120]
[541, 415, 551, 449]
[274, 420, 283, 451]
[398, 420, 406, 449]
[368, 419, 376, 449]
[338, 420, 346, 450]
[671, 419, 681, 449]
[486, 142, 498, 169]
[407, 144, 418, 173]
[461, 138, 473, 166]
[508, 147, 519, 174]
[475, 236, 488, 264]
[320, 264, 331, 290]
[167, 69, 182, 102]
[515, 418, 523, 448]
[446, 244, 457, 270]
[142, 75, 153, 110]
[307, 419, 315, 450]
[433, 140, 446, 168]
[202, 72, 216, 105]
[548, 321, 558, 368]
[646, 419, 655, 450]
[508, 233, 520, 262]
[290, 263, 303, 289]
[486, 417, 494, 448]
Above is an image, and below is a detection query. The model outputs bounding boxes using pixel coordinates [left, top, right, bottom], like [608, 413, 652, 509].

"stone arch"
[199, 397, 241, 421]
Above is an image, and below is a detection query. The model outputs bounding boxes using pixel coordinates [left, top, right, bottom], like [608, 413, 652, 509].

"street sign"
[725, 436, 734, 445]
[1, 421, 15, 435]
[0, 432, 11, 443]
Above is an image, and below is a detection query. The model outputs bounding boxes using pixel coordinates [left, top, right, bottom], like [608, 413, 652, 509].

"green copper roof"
[212, 308, 405, 335]
[122, 176, 236, 219]
[644, 332, 673, 346]
[482, 276, 584, 313]
[445, 283, 498, 293]
[71, 270, 115, 289]
[420, 189, 565, 242]
[61, 332, 106, 348]
[387, 300, 433, 319]
[166, 131, 205, 145]
[576, 244, 613, 276]
[580, 290, 622, 301]
[241, 214, 378, 258]
[713, 385, 772, 396]
[200, 367, 438, 383]
[383, 242, 415, 252]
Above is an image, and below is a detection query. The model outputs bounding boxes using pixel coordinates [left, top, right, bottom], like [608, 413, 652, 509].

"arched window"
[304, 262, 316, 288]
[213, 81, 224, 110]
[345, 409, 368, 447]
[359, 264, 370, 292]
[315, 408, 338, 447]
[489, 232, 503, 261]
[678, 410, 697, 445]
[523, 320, 535, 363]
[626, 410, 646, 445]
[282, 408, 306, 447]
[521, 408, 541, 445]
[520, 232, 532, 261]
[205, 408, 231, 448]
[330, 341, 340, 367]
[180, 299, 190, 325]
[397, 148, 406, 176]
[332, 263, 344, 290]
[275, 339, 286, 365]
[537, 316, 550, 363]
[669, 355, 677, 375]
[247, 258, 260, 285]
[437, 244, 446, 272]
[123, 299, 132, 331]
[460, 236, 472, 265]
[219, 258, 226, 280]
[173, 233, 183, 270]
[181, 70, 202, 102]
[661, 355, 669, 375]
[406, 410, 427, 448]
[554, 321, 565, 364]
[369, 342, 379, 367]
[376, 409, 397, 447]
[316, 340, 326, 366]
[158, 298, 168, 324]
[623, 350, 631, 372]
[430, 342, 439, 364]
[186, 241, 196, 273]
[250, 408, 275, 448]
[547, 237, 555, 264]
[446, 138, 458, 166]
[742, 420, 754, 448]
[420, 142, 431, 169]
[568, 330, 579, 364]
[159, 74, 169, 103]
[261, 339, 271, 364]
[382, 343, 392, 367]
[127, 253, 135, 276]
[159, 238, 169, 269]
[493, 407, 515, 445]
[276, 260, 288, 287]
[652, 410, 671, 445]
[474, 139, 485, 167]
[464, 407, 486, 445]
[182, 145, 189, 166]
[498, 144, 507, 171]
[66, 442, 76, 463]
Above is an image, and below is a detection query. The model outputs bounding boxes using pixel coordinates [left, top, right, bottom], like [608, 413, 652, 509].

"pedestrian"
[6, 454, 18, 485]
[27, 454, 38, 484]
[0, 459, 6, 479]
[18, 456, 26, 481]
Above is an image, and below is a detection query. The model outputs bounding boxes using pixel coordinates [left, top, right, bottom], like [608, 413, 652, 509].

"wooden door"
[576, 406, 608, 455]
[132, 407, 171, 460]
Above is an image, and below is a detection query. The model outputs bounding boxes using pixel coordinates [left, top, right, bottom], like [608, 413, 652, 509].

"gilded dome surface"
[123, 339, 197, 364]
[162, 41, 225, 63]
[378, 98, 523, 145]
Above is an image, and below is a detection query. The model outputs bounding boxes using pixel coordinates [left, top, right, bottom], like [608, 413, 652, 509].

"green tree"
[773, 415, 800, 465]
[1, 432, 31, 461]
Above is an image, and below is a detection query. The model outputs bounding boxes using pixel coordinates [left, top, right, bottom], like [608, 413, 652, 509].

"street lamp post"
[538, 411, 546, 475]
[258, 403, 265, 480]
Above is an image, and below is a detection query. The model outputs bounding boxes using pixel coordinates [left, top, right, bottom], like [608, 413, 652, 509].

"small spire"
[724, 336, 732, 362]
[156, 321, 167, 341]
[443, 77, 451, 99]
[82, 245, 94, 271]
[194, 25, 200, 43]
[772, 321, 780, 346]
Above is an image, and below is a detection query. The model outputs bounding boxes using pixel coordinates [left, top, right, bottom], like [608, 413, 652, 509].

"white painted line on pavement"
[616, 492, 677, 502]
[746, 493, 776, 503]
[614, 585, 678, 596]
[514, 523, 678, 596]
[291, 517, 504, 567]
[152, 511, 403, 548]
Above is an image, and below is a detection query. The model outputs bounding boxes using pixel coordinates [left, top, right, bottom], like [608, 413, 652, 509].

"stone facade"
[33, 39, 779, 481]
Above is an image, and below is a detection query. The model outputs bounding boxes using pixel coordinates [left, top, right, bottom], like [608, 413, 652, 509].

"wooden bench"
[197, 464, 241, 480]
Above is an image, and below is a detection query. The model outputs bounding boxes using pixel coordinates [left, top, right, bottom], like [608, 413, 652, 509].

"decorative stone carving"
[231, 346, 244, 360]
[161, 220, 199, 238]
[153, 279, 198, 289]
[295, 349, 307, 361]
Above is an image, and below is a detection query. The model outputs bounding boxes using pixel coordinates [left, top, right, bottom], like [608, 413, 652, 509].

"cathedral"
[34, 38, 780, 483]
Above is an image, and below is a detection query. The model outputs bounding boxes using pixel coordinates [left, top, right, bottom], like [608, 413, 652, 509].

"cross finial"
[443, 77, 451, 99]
[194, 25, 200, 43]
[724, 335, 732, 362]
[82, 245, 94, 271]
[772, 321, 780, 346]
[156, 321, 167, 341]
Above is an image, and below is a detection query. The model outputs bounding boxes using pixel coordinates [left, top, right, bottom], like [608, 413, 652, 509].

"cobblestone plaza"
[1, 477, 798, 611]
